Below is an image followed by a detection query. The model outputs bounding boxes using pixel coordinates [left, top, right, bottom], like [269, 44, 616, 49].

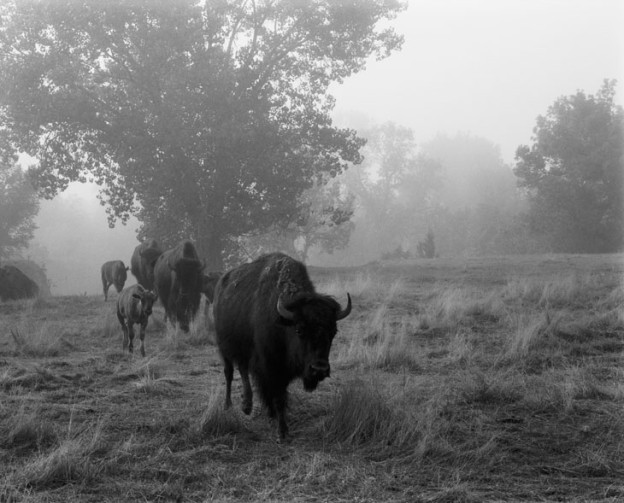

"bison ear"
[132, 293, 141, 300]
[276, 296, 297, 325]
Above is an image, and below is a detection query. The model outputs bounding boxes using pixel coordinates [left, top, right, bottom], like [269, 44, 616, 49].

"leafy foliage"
[0, 163, 39, 260]
[238, 178, 355, 264]
[0, 0, 405, 268]
[514, 80, 624, 252]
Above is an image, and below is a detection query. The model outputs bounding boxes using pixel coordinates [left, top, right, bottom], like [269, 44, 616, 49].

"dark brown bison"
[213, 252, 351, 440]
[154, 240, 205, 332]
[130, 239, 163, 290]
[0, 265, 39, 301]
[116, 284, 157, 357]
[101, 260, 129, 301]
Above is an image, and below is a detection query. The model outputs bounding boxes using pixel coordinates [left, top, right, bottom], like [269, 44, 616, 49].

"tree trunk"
[196, 224, 225, 272]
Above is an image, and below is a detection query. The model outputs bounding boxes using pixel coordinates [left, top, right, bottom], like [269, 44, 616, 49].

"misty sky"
[331, 0, 623, 163]
[30, 0, 624, 294]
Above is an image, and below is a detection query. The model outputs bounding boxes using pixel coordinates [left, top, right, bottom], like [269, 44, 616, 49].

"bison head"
[132, 289, 158, 317]
[168, 257, 205, 297]
[277, 293, 351, 391]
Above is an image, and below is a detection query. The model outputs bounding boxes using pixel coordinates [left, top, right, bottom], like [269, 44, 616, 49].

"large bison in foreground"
[0, 265, 39, 301]
[154, 239, 205, 332]
[130, 239, 163, 290]
[101, 260, 129, 301]
[213, 252, 352, 441]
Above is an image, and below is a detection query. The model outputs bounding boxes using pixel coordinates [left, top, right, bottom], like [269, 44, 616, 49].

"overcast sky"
[330, 0, 624, 163]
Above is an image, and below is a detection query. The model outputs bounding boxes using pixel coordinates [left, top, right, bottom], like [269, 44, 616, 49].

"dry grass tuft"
[320, 379, 418, 457]
[0, 403, 57, 452]
[195, 387, 251, 438]
[338, 283, 422, 370]
[10, 417, 107, 490]
[9, 322, 73, 357]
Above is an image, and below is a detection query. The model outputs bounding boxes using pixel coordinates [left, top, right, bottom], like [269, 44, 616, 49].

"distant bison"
[101, 260, 129, 301]
[154, 239, 205, 332]
[130, 239, 163, 290]
[0, 265, 39, 301]
[213, 252, 352, 440]
[116, 284, 157, 357]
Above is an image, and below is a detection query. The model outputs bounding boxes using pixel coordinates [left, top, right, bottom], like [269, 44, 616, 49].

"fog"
[23, 0, 623, 295]
[29, 185, 141, 296]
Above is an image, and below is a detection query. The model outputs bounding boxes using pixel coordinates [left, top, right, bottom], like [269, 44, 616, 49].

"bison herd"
[111, 240, 352, 440]
[2, 239, 352, 440]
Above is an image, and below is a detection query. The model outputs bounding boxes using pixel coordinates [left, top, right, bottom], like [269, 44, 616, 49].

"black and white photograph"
[0, 0, 622, 501]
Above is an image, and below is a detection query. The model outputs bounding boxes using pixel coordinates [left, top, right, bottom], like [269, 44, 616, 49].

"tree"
[514, 80, 624, 253]
[0, 162, 39, 260]
[421, 133, 525, 256]
[335, 122, 442, 263]
[0, 0, 405, 269]
[239, 178, 355, 263]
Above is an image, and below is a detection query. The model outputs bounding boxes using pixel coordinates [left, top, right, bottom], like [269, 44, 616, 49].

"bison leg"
[274, 392, 289, 441]
[239, 364, 253, 415]
[139, 322, 147, 357]
[223, 358, 234, 409]
[103, 281, 110, 301]
[118, 313, 129, 351]
[127, 324, 135, 354]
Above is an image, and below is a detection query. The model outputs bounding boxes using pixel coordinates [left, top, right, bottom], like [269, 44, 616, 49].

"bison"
[213, 252, 351, 440]
[116, 284, 157, 357]
[101, 260, 129, 301]
[154, 239, 205, 332]
[130, 239, 163, 290]
[0, 265, 39, 301]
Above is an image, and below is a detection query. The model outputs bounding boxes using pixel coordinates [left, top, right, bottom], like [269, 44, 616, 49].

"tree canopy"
[0, 0, 405, 268]
[514, 80, 624, 253]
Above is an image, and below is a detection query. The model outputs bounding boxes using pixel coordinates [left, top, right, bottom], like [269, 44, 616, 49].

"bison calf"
[213, 252, 351, 441]
[116, 284, 157, 357]
[101, 260, 129, 301]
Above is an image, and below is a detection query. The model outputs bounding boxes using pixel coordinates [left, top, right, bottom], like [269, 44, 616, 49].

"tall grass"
[319, 379, 418, 457]
[8, 415, 108, 490]
[337, 280, 422, 370]
[8, 321, 73, 357]
[418, 287, 507, 331]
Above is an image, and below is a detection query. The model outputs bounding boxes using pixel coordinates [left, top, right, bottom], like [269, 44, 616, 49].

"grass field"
[1, 254, 623, 502]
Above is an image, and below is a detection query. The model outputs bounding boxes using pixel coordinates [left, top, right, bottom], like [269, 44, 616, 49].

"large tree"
[514, 80, 624, 253]
[0, 0, 404, 268]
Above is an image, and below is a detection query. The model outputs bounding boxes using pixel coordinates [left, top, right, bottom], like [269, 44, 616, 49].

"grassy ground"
[1, 254, 623, 502]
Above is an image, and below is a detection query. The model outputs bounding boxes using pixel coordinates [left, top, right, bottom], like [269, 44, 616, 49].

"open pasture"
[1, 254, 623, 502]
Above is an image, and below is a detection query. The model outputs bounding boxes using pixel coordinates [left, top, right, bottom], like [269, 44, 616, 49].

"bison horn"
[276, 296, 296, 321]
[336, 293, 352, 321]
